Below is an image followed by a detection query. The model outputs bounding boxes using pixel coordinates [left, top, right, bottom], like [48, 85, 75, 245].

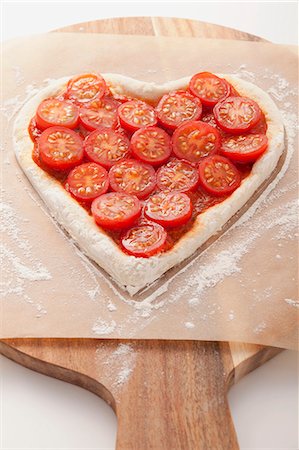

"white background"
[1, 1, 298, 449]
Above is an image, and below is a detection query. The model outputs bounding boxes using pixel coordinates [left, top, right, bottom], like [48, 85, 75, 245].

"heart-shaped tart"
[13, 72, 284, 295]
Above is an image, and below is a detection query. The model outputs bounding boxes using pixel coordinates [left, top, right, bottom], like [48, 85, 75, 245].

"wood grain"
[1, 17, 279, 450]
[54, 16, 267, 42]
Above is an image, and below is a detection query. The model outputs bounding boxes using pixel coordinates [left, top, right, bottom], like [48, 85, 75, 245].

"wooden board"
[0, 17, 282, 450]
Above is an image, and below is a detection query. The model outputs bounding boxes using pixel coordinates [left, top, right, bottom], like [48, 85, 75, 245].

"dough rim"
[13, 74, 285, 295]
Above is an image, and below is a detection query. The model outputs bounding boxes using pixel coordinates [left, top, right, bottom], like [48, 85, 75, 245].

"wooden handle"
[114, 341, 238, 450]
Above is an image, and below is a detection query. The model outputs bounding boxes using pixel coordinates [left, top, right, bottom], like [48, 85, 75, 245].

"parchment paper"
[1, 34, 298, 349]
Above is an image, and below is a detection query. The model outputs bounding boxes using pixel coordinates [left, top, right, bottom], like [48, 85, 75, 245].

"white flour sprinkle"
[96, 343, 136, 390]
[284, 299, 299, 308]
[107, 300, 117, 312]
[92, 319, 116, 335]
[254, 321, 267, 334]
[228, 311, 235, 321]
[185, 321, 195, 329]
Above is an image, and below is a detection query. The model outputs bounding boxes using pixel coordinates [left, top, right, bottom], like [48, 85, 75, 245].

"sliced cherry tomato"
[249, 112, 267, 134]
[220, 134, 268, 163]
[130, 126, 171, 166]
[118, 100, 157, 132]
[38, 126, 83, 171]
[66, 73, 106, 105]
[28, 117, 43, 142]
[144, 191, 192, 228]
[156, 159, 199, 193]
[198, 155, 241, 197]
[109, 159, 156, 199]
[200, 112, 227, 137]
[35, 98, 79, 130]
[91, 192, 141, 230]
[172, 121, 221, 163]
[189, 72, 231, 107]
[121, 222, 167, 257]
[66, 162, 109, 202]
[79, 96, 120, 131]
[156, 90, 202, 130]
[214, 96, 262, 134]
[84, 128, 130, 169]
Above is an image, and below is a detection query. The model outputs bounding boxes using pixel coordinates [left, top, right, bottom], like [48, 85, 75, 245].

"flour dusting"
[92, 319, 116, 335]
[284, 299, 299, 309]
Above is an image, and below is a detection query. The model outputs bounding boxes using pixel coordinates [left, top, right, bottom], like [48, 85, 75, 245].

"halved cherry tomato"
[189, 72, 231, 107]
[84, 128, 130, 169]
[38, 126, 83, 171]
[36, 98, 79, 130]
[200, 112, 227, 137]
[172, 121, 221, 163]
[214, 96, 262, 134]
[91, 192, 141, 230]
[28, 117, 43, 142]
[156, 159, 199, 193]
[66, 162, 109, 202]
[249, 112, 267, 134]
[220, 134, 268, 163]
[156, 90, 202, 130]
[198, 155, 241, 196]
[109, 159, 156, 199]
[121, 222, 167, 257]
[130, 126, 171, 166]
[66, 73, 106, 105]
[144, 191, 192, 228]
[118, 100, 157, 132]
[79, 96, 120, 131]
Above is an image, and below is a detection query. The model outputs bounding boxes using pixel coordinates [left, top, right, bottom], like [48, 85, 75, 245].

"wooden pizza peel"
[0, 17, 284, 450]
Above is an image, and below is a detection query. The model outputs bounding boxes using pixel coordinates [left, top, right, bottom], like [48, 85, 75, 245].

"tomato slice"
[220, 134, 268, 163]
[172, 121, 221, 163]
[91, 192, 141, 230]
[144, 191, 192, 228]
[249, 112, 267, 135]
[121, 222, 167, 257]
[189, 72, 231, 107]
[84, 128, 130, 169]
[79, 96, 120, 131]
[156, 159, 199, 193]
[35, 98, 79, 130]
[214, 96, 262, 134]
[198, 155, 241, 196]
[200, 112, 227, 137]
[109, 159, 156, 199]
[156, 90, 202, 130]
[28, 117, 43, 142]
[66, 73, 106, 105]
[118, 100, 157, 132]
[66, 162, 109, 202]
[38, 126, 83, 171]
[130, 126, 171, 166]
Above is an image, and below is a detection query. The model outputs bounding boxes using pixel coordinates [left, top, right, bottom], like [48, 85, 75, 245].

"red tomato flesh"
[145, 191, 192, 228]
[109, 159, 156, 199]
[189, 72, 231, 107]
[84, 128, 130, 169]
[157, 159, 199, 193]
[66, 162, 109, 202]
[28, 117, 43, 142]
[66, 73, 106, 104]
[156, 90, 202, 130]
[91, 192, 141, 230]
[220, 134, 268, 163]
[118, 100, 157, 132]
[198, 155, 241, 196]
[214, 96, 262, 134]
[121, 222, 167, 257]
[36, 98, 79, 130]
[38, 126, 83, 171]
[172, 121, 221, 163]
[130, 126, 171, 166]
[79, 96, 120, 130]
